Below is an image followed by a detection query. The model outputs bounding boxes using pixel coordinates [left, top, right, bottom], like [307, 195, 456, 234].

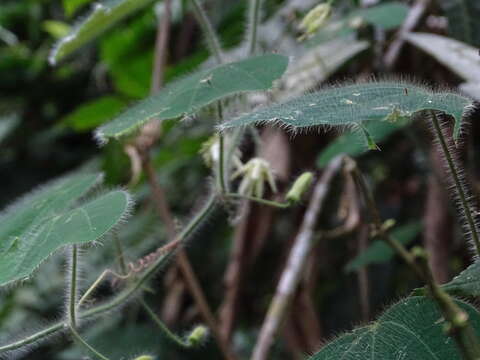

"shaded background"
[1, 0, 479, 358]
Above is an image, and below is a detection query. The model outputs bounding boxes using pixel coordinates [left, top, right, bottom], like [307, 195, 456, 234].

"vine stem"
[67, 245, 112, 360]
[141, 299, 194, 348]
[347, 156, 480, 360]
[247, 0, 263, 55]
[69, 326, 111, 360]
[190, 0, 224, 64]
[226, 193, 290, 208]
[68, 245, 78, 328]
[0, 194, 218, 354]
[251, 156, 344, 360]
[429, 111, 480, 255]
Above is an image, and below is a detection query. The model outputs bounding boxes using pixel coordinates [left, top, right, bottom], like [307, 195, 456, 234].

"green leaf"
[317, 120, 405, 167]
[50, 0, 156, 64]
[344, 222, 422, 273]
[406, 32, 480, 83]
[307, 2, 408, 46]
[309, 296, 480, 359]
[221, 81, 472, 140]
[436, 0, 480, 47]
[61, 96, 127, 131]
[42, 20, 71, 39]
[63, 0, 95, 17]
[414, 260, 480, 297]
[0, 173, 132, 286]
[354, 2, 408, 30]
[95, 54, 289, 143]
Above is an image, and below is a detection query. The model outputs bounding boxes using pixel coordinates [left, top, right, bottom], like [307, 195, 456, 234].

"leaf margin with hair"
[50, 0, 156, 64]
[0, 173, 132, 286]
[309, 296, 480, 359]
[413, 260, 480, 297]
[317, 119, 407, 167]
[95, 54, 289, 143]
[220, 81, 472, 140]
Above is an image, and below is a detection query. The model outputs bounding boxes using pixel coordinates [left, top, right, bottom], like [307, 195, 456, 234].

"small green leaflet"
[50, 0, 155, 64]
[344, 222, 422, 273]
[95, 54, 289, 143]
[317, 120, 405, 167]
[310, 296, 480, 359]
[0, 173, 132, 286]
[221, 81, 472, 141]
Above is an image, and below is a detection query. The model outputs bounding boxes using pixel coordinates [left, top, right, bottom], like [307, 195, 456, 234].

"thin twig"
[68, 245, 78, 328]
[247, 0, 264, 55]
[251, 156, 344, 360]
[152, 0, 172, 93]
[190, 0, 224, 64]
[384, 0, 429, 69]
[143, 158, 237, 360]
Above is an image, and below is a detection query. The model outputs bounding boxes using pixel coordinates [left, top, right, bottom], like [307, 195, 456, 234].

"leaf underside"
[50, 0, 155, 64]
[310, 296, 480, 359]
[0, 173, 130, 286]
[221, 81, 472, 140]
[95, 54, 289, 143]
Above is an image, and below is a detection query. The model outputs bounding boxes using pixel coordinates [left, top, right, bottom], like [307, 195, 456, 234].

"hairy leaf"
[0, 173, 131, 286]
[406, 32, 480, 82]
[221, 81, 472, 140]
[95, 54, 289, 143]
[50, 0, 155, 64]
[436, 0, 480, 47]
[317, 119, 406, 167]
[310, 296, 480, 359]
[344, 222, 422, 272]
[414, 260, 480, 297]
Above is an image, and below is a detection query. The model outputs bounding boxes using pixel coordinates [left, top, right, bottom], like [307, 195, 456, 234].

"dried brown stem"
[251, 156, 344, 360]
[384, 0, 429, 69]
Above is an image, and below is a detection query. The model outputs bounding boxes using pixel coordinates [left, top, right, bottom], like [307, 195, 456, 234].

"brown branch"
[251, 156, 345, 360]
[383, 0, 429, 69]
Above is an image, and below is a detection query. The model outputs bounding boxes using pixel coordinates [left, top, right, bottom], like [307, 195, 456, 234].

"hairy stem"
[69, 325, 111, 360]
[413, 248, 480, 360]
[429, 111, 480, 255]
[348, 156, 480, 360]
[247, 0, 263, 55]
[0, 194, 218, 353]
[68, 245, 78, 328]
[141, 299, 195, 348]
[189, 0, 223, 64]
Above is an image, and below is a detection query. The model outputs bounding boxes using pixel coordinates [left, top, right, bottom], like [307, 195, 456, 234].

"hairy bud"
[187, 325, 208, 347]
[286, 172, 314, 203]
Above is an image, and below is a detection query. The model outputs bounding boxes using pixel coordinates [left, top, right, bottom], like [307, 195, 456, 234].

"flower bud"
[187, 325, 208, 347]
[299, 3, 332, 40]
[286, 172, 314, 203]
[133, 355, 154, 360]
